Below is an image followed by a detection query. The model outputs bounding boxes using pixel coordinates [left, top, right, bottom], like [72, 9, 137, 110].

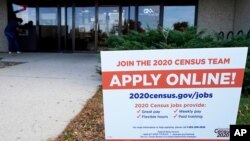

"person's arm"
[16, 27, 22, 33]
[14, 5, 27, 14]
[15, 22, 23, 33]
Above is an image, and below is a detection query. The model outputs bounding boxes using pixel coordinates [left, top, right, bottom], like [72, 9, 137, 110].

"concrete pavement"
[0, 53, 100, 141]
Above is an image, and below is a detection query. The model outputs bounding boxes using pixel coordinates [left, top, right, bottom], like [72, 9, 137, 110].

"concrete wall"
[234, 0, 250, 34]
[0, 0, 8, 52]
[197, 0, 235, 35]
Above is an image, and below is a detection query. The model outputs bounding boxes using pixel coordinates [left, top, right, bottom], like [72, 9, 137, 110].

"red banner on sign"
[102, 69, 245, 89]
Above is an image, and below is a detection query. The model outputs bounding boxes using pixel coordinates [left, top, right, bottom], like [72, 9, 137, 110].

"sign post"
[101, 47, 248, 141]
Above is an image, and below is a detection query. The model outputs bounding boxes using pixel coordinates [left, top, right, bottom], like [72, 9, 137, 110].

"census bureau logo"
[214, 128, 230, 137]
[143, 8, 154, 14]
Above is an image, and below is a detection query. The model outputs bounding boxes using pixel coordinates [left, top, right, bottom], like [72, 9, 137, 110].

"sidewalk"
[0, 53, 100, 141]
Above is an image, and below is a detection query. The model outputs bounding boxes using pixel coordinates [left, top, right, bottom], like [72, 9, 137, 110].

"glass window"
[122, 7, 129, 27]
[12, 4, 36, 25]
[130, 6, 135, 21]
[99, 7, 119, 35]
[121, 6, 136, 33]
[61, 7, 66, 50]
[61, 7, 65, 26]
[10, 2, 37, 51]
[122, 7, 129, 34]
[67, 7, 72, 35]
[164, 6, 195, 29]
[75, 7, 95, 33]
[75, 7, 95, 51]
[66, 7, 73, 51]
[128, 6, 135, 31]
[39, 8, 58, 25]
[138, 6, 160, 31]
[39, 7, 58, 51]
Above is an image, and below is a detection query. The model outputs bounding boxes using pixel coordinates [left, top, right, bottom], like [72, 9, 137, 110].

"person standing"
[4, 18, 23, 54]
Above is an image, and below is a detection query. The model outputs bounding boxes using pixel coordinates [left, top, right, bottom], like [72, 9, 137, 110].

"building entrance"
[7, 0, 196, 52]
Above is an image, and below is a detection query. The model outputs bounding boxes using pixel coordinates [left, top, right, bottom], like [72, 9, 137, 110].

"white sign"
[143, 8, 154, 14]
[101, 48, 248, 141]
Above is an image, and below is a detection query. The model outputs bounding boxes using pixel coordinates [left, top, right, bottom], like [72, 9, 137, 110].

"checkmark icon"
[137, 114, 141, 118]
[174, 109, 178, 113]
[173, 114, 178, 118]
[137, 109, 141, 113]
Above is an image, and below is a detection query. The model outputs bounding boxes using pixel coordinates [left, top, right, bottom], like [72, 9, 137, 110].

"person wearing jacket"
[4, 18, 23, 54]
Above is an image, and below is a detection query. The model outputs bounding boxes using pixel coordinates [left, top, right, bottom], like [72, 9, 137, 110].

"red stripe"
[102, 69, 245, 90]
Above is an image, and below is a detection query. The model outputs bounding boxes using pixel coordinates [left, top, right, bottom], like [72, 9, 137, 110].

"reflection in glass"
[130, 6, 135, 21]
[129, 6, 135, 31]
[61, 7, 67, 51]
[39, 8, 57, 25]
[66, 7, 73, 51]
[67, 7, 72, 36]
[122, 6, 135, 34]
[99, 7, 119, 35]
[61, 7, 65, 26]
[164, 6, 195, 29]
[76, 7, 95, 33]
[122, 7, 128, 34]
[138, 6, 160, 31]
[75, 7, 95, 50]
[39, 7, 58, 51]
[12, 4, 36, 25]
[11, 3, 37, 51]
[98, 7, 119, 46]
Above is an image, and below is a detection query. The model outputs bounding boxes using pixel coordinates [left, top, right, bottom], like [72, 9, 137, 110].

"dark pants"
[4, 32, 20, 52]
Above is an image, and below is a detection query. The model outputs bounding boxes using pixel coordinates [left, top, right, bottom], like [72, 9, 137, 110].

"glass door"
[98, 7, 119, 47]
[138, 6, 160, 31]
[10, 1, 37, 51]
[163, 6, 195, 29]
[61, 7, 66, 51]
[75, 7, 95, 51]
[39, 7, 58, 51]
[60, 6, 73, 52]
